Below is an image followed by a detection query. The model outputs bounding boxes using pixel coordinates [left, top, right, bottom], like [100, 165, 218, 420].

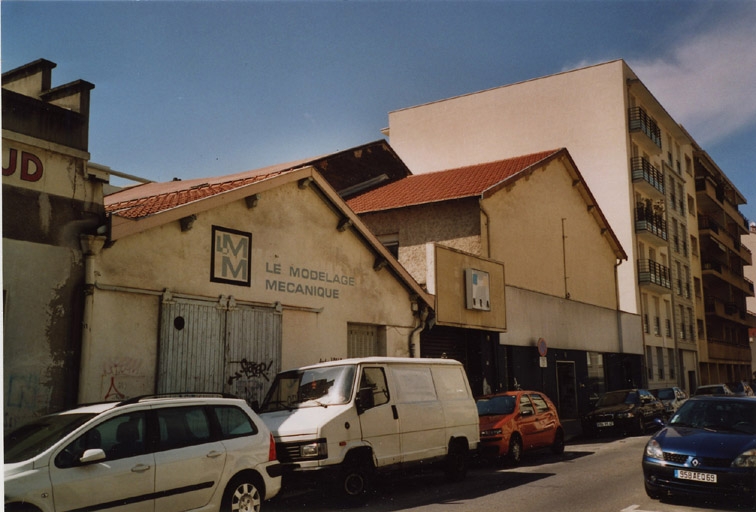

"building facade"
[385, 59, 723, 393]
[692, 144, 756, 383]
[2, 60, 103, 429]
[348, 149, 635, 418]
[78, 160, 432, 406]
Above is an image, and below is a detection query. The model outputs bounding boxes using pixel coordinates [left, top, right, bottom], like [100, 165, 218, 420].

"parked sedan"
[476, 390, 564, 465]
[694, 383, 736, 396]
[643, 395, 756, 505]
[582, 389, 665, 436]
[650, 387, 688, 419]
[4, 394, 283, 512]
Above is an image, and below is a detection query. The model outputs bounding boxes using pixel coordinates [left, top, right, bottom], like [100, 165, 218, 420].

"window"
[213, 406, 257, 438]
[56, 412, 148, 468]
[157, 406, 212, 452]
[519, 395, 535, 415]
[530, 394, 550, 413]
[668, 348, 676, 379]
[646, 348, 654, 381]
[359, 367, 390, 408]
[656, 347, 665, 380]
[348, 323, 386, 358]
[377, 233, 399, 259]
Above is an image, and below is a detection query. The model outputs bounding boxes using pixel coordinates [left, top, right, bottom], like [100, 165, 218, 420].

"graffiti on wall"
[4, 373, 51, 430]
[227, 358, 274, 384]
[227, 358, 276, 405]
[102, 357, 143, 401]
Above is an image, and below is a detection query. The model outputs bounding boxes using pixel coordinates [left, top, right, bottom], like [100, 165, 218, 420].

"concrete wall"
[2, 134, 104, 430]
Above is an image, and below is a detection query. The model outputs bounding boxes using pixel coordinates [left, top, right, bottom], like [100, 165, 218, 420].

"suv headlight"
[617, 412, 635, 419]
[645, 439, 663, 460]
[300, 440, 327, 459]
[732, 449, 756, 468]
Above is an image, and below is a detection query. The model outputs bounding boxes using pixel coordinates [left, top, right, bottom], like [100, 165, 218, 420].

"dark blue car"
[642, 395, 756, 505]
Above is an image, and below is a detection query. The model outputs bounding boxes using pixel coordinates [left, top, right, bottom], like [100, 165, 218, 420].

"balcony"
[702, 260, 755, 296]
[634, 204, 667, 245]
[631, 157, 665, 197]
[706, 340, 752, 363]
[704, 296, 755, 326]
[637, 259, 671, 293]
[629, 107, 662, 154]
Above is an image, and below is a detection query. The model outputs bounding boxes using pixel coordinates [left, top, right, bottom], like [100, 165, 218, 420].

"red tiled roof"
[105, 159, 313, 219]
[346, 150, 560, 213]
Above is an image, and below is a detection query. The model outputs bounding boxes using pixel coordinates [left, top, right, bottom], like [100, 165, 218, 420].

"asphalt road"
[267, 434, 754, 512]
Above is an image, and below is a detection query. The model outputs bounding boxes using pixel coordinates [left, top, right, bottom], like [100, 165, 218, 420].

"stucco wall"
[81, 181, 419, 402]
[483, 156, 620, 309]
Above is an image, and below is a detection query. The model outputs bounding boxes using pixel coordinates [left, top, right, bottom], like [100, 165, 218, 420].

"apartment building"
[385, 59, 707, 392]
[692, 144, 756, 384]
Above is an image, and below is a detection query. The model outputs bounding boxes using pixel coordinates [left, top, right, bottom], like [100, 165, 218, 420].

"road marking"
[621, 505, 658, 512]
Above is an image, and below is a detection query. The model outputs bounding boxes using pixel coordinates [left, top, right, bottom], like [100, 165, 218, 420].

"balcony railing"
[634, 204, 667, 241]
[631, 157, 665, 195]
[629, 107, 662, 148]
[638, 259, 671, 290]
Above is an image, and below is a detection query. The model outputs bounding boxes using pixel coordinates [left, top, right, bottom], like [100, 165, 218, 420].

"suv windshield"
[4, 413, 95, 463]
[260, 365, 357, 412]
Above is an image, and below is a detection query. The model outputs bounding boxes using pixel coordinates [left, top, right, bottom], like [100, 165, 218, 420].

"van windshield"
[260, 365, 357, 412]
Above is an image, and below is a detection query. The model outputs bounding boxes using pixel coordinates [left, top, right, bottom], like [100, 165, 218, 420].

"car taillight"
[268, 433, 277, 461]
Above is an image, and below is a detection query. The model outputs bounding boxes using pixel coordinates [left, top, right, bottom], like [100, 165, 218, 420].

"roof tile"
[346, 150, 559, 213]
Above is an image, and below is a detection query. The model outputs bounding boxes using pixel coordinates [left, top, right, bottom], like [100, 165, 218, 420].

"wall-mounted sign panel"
[465, 268, 491, 311]
[433, 244, 506, 332]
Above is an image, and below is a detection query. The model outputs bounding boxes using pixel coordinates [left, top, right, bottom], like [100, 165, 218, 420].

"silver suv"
[4, 394, 282, 512]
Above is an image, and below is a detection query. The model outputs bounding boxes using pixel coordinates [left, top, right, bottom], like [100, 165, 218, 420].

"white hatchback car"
[4, 394, 283, 512]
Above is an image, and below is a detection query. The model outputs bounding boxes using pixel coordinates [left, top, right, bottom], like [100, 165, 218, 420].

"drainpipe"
[409, 305, 429, 358]
[479, 199, 491, 258]
[79, 234, 106, 404]
[614, 257, 629, 386]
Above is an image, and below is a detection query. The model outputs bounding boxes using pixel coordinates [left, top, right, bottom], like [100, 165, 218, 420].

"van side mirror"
[519, 409, 534, 418]
[356, 387, 374, 414]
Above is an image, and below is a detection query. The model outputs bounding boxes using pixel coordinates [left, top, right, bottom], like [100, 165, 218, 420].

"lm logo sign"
[211, 226, 251, 286]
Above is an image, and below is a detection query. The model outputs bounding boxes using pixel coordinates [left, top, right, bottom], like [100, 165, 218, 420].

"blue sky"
[3, 1, 755, 222]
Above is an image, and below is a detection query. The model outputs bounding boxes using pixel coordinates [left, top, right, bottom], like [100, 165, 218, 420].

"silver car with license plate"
[642, 395, 756, 506]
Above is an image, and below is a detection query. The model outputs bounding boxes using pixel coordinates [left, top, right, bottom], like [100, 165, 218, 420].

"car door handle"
[131, 464, 151, 473]
[391, 405, 399, 420]
[207, 450, 223, 459]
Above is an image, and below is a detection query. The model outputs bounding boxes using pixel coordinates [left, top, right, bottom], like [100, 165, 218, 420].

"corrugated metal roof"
[346, 149, 560, 213]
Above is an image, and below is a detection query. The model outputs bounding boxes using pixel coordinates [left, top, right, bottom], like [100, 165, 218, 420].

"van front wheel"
[336, 456, 373, 507]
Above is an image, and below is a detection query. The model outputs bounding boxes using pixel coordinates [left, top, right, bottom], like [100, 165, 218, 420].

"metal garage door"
[157, 295, 281, 405]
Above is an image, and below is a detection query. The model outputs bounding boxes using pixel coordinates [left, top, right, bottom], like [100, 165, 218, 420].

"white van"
[259, 357, 479, 504]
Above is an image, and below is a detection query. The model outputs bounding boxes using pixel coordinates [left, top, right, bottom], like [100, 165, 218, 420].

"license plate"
[675, 469, 717, 483]
[596, 421, 614, 427]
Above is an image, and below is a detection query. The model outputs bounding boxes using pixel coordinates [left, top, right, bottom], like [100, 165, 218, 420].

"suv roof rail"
[115, 392, 240, 407]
